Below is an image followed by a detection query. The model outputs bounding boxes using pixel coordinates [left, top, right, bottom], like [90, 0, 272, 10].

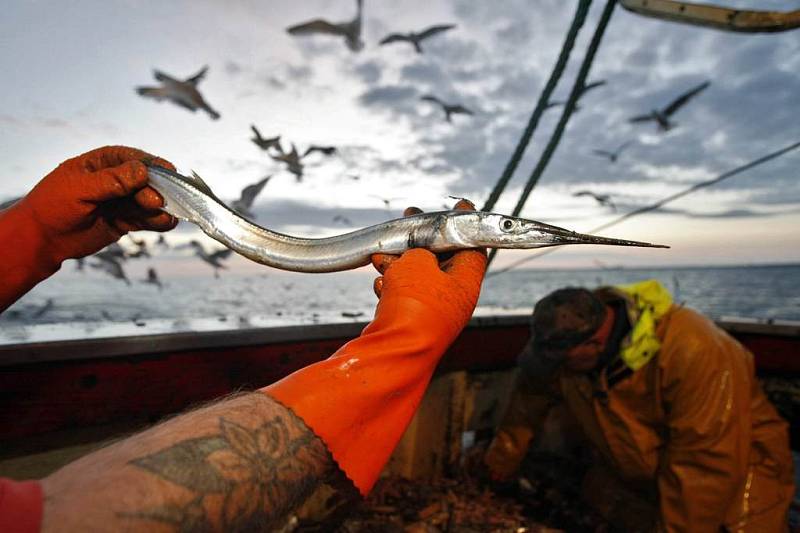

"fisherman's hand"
[370, 199, 487, 339]
[14, 146, 177, 264]
[262, 199, 486, 498]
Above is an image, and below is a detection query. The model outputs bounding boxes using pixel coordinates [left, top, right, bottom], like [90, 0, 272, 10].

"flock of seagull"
[569, 79, 710, 210]
[2, 1, 715, 292]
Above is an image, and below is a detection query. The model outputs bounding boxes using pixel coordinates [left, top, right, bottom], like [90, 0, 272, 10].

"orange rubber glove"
[262, 200, 486, 496]
[0, 146, 177, 311]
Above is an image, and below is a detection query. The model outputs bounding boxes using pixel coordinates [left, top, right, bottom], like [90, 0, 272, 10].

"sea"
[1, 262, 799, 345]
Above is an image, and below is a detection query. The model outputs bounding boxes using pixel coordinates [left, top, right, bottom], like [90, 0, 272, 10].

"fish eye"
[501, 218, 515, 231]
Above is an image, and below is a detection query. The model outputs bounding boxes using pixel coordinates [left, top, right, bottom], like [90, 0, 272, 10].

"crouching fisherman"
[484, 280, 794, 532]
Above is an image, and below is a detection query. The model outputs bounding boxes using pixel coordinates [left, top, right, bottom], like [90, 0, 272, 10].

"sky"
[1, 0, 799, 273]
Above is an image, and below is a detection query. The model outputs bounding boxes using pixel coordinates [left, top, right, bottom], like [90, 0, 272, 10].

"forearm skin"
[41, 393, 348, 532]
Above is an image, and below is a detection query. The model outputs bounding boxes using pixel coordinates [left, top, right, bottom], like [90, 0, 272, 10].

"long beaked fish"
[146, 164, 668, 273]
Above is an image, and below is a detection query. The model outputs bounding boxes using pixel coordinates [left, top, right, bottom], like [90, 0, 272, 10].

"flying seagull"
[126, 235, 150, 259]
[156, 234, 170, 250]
[420, 95, 473, 123]
[591, 141, 633, 163]
[136, 66, 220, 120]
[94, 243, 128, 264]
[231, 176, 271, 220]
[250, 125, 282, 152]
[545, 79, 607, 112]
[90, 257, 131, 285]
[270, 143, 305, 181]
[370, 195, 405, 210]
[573, 190, 617, 211]
[287, 0, 364, 52]
[379, 24, 456, 53]
[189, 240, 233, 278]
[31, 298, 54, 320]
[143, 267, 163, 290]
[629, 80, 711, 131]
[332, 214, 352, 225]
[302, 145, 337, 157]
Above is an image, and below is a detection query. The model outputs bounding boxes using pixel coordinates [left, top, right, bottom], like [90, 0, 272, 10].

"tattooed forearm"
[41, 393, 351, 533]
[122, 415, 330, 531]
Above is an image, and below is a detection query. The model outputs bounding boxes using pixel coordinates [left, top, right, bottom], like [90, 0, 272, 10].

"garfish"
[146, 164, 668, 274]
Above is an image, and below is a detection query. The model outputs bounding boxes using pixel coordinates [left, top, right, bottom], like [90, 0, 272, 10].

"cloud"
[358, 84, 418, 111]
[352, 60, 383, 84]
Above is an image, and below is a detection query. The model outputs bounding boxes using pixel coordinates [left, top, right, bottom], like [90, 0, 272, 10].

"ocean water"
[1, 263, 798, 345]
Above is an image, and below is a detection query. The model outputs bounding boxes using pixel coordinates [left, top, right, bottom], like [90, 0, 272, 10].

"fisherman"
[483, 282, 794, 532]
[0, 146, 487, 531]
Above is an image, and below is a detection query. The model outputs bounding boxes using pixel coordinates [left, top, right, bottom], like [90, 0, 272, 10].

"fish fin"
[188, 171, 226, 204]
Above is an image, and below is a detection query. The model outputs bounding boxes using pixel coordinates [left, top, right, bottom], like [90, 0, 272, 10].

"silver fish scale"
[146, 165, 667, 273]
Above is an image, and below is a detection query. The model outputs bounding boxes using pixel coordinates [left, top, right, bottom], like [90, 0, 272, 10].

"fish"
[146, 164, 668, 274]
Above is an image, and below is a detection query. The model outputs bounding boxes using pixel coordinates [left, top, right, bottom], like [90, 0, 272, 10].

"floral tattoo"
[120, 415, 333, 532]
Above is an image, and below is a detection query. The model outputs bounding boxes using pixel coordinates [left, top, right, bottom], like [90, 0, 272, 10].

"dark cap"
[517, 287, 607, 377]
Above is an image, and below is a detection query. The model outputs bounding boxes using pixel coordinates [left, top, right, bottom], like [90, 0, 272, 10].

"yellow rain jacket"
[485, 281, 794, 532]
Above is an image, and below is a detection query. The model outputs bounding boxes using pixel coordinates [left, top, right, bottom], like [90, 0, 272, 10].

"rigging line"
[481, 0, 593, 213]
[488, 0, 618, 267]
[488, 139, 800, 277]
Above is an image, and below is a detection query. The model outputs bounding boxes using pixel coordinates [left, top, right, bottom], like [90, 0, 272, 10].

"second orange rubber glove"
[0, 146, 176, 312]
[262, 213, 486, 496]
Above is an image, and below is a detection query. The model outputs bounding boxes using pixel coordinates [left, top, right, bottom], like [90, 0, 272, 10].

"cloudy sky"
[2, 0, 799, 272]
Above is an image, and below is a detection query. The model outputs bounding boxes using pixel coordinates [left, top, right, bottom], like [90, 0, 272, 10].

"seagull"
[287, 0, 364, 52]
[142, 267, 163, 290]
[90, 257, 131, 285]
[420, 95, 474, 123]
[302, 145, 337, 157]
[629, 80, 711, 131]
[333, 214, 352, 225]
[591, 141, 633, 163]
[126, 235, 150, 259]
[573, 190, 617, 211]
[270, 143, 305, 181]
[94, 243, 128, 263]
[189, 240, 233, 278]
[31, 298, 54, 319]
[250, 125, 282, 152]
[370, 195, 405, 210]
[231, 176, 271, 220]
[136, 66, 220, 120]
[156, 234, 170, 250]
[544, 79, 606, 112]
[379, 24, 456, 53]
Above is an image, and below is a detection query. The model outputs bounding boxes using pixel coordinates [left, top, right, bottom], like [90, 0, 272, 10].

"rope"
[488, 0, 618, 266]
[481, 0, 593, 212]
[489, 139, 800, 276]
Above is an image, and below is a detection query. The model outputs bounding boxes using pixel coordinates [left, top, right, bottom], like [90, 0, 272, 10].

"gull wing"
[616, 140, 633, 153]
[209, 248, 233, 262]
[572, 190, 594, 198]
[420, 95, 445, 109]
[238, 176, 271, 209]
[287, 19, 345, 36]
[580, 79, 607, 95]
[592, 149, 614, 157]
[153, 70, 180, 83]
[450, 104, 473, 115]
[302, 145, 337, 157]
[663, 80, 710, 116]
[185, 66, 209, 85]
[417, 24, 457, 40]
[628, 114, 653, 123]
[379, 33, 410, 45]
